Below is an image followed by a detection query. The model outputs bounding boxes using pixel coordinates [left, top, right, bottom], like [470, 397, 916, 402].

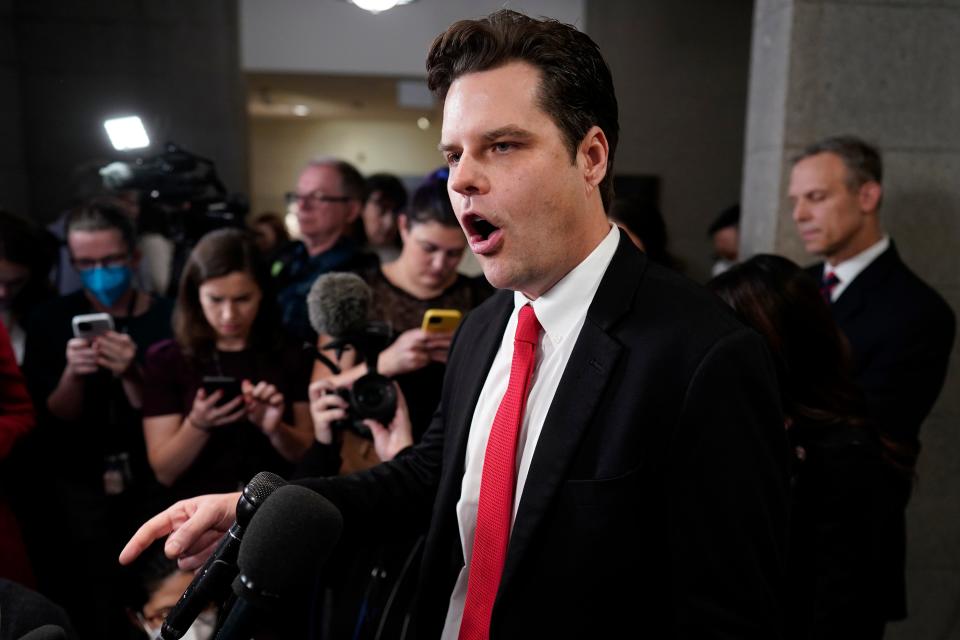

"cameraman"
[20, 200, 173, 640]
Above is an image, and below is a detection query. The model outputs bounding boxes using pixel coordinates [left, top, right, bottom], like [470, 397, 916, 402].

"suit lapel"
[832, 244, 899, 324]
[433, 291, 514, 557]
[447, 293, 513, 467]
[498, 234, 644, 593]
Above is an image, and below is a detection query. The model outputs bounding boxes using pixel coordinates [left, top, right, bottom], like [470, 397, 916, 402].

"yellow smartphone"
[421, 308, 462, 333]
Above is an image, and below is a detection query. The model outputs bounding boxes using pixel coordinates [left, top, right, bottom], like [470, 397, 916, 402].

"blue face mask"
[80, 265, 132, 307]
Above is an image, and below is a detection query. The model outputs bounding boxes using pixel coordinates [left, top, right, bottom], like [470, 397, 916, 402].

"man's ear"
[346, 200, 362, 224]
[397, 214, 410, 242]
[578, 126, 609, 193]
[859, 181, 882, 213]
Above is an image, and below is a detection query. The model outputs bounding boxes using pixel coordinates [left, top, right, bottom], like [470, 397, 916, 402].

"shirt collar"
[829, 235, 889, 286]
[512, 224, 620, 347]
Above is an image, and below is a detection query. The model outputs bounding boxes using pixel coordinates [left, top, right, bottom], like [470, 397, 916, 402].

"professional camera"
[99, 143, 248, 295]
[322, 321, 397, 437]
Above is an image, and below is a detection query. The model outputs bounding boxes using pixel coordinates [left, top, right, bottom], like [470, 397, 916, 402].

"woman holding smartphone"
[142, 228, 313, 499]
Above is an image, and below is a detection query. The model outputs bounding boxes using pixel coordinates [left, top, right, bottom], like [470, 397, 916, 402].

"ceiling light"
[417, 117, 430, 130]
[292, 104, 310, 116]
[346, 0, 416, 15]
[103, 116, 150, 151]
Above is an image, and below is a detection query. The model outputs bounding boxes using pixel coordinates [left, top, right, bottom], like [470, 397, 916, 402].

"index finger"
[309, 379, 336, 401]
[119, 506, 185, 565]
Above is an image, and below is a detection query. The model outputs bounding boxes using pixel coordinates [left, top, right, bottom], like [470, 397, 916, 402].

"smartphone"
[201, 375, 243, 406]
[421, 309, 463, 334]
[72, 313, 115, 340]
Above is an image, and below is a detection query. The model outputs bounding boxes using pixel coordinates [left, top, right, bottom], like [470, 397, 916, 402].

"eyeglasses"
[285, 190, 352, 208]
[71, 252, 130, 270]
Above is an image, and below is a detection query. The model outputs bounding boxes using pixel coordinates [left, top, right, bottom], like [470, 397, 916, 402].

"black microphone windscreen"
[307, 272, 371, 338]
[236, 485, 344, 608]
[17, 625, 67, 640]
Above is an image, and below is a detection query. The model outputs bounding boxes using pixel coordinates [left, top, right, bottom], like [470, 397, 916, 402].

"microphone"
[307, 272, 372, 339]
[159, 471, 286, 640]
[215, 484, 344, 640]
[16, 626, 66, 640]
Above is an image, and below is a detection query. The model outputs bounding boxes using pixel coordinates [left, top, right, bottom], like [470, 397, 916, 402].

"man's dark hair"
[793, 135, 883, 192]
[308, 157, 367, 203]
[366, 173, 408, 213]
[66, 197, 138, 253]
[707, 204, 740, 237]
[426, 9, 619, 212]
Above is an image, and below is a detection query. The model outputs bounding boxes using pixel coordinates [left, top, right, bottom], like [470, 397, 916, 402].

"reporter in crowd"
[272, 158, 379, 343]
[141, 228, 314, 500]
[709, 255, 903, 639]
[0, 209, 57, 365]
[20, 200, 173, 640]
[354, 172, 407, 264]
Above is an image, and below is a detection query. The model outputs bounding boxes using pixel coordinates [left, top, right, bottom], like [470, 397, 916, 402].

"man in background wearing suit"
[122, 10, 790, 638]
[789, 135, 956, 623]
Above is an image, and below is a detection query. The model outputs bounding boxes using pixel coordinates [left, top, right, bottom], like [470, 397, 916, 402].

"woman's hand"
[364, 384, 414, 462]
[377, 328, 430, 376]
[425, 330, 455, 364]
[243, 380, 285, 435]
[308, 379, 348, 445]
[187, 388, 246, 431]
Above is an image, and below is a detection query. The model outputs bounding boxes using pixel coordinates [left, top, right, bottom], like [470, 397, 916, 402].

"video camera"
[99, 143, 248, 295]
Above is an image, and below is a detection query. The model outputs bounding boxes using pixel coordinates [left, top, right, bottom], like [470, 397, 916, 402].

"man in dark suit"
[789, 135, 956, 623]
[121, 11, 790, 638]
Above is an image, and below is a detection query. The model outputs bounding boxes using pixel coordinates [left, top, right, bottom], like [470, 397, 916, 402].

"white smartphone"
[72, 312, 115, 340]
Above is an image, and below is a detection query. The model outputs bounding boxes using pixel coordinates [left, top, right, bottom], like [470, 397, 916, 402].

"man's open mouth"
[464, 213, 500, 241]
[463, 213, 504, 255]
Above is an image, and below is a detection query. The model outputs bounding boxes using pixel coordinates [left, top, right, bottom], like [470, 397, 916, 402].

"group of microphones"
[159, 472, 344, 640]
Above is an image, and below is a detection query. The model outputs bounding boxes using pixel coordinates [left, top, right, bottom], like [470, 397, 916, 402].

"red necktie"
[820, 270, 840, 303]
[459, 304, 542, 640]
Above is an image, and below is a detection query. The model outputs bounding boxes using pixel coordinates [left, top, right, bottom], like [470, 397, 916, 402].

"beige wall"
[249, 117, 444, 216]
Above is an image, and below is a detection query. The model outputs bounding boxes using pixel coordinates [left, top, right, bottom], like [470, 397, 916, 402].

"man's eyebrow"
[482, 126, 533, 142]
[438, 126, 535, 152]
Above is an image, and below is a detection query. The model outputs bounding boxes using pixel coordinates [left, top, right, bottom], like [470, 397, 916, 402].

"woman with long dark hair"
[142, 228, 313, 499]
[709, 255, 903, 639]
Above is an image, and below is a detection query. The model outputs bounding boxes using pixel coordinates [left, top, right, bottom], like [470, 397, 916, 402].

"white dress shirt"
[826, 235, 890, 302]
[440, 224, 620, 639]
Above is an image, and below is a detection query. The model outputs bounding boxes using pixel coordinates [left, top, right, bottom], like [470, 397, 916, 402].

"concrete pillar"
[742, 2, 960, 637]
[8, 0, 247, 223]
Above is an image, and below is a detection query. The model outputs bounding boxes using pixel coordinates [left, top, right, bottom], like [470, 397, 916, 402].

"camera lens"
[351, 374, 397, 425]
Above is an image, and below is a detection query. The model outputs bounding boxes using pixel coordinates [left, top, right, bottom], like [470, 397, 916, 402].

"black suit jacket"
[300, 234, 790, 638]
[807, 243, 956, 449]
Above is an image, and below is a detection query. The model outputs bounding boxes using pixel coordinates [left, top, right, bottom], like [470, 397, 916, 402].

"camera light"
[103, 116, 150, 151]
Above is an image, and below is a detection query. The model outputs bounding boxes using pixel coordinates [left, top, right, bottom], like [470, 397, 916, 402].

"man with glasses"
[20, 200, 173, 640]
[273, 157, 378, 342]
